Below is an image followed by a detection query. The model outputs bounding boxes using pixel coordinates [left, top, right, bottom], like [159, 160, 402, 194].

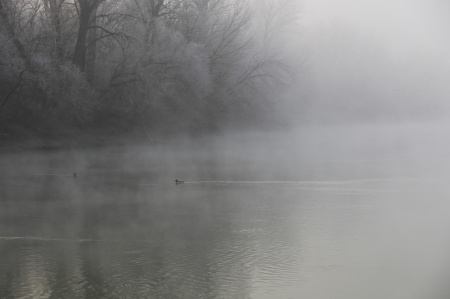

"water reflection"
[1, 126, 450, 298]
[0, 172, 313, 298]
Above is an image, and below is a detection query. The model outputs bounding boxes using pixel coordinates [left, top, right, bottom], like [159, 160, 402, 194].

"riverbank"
[0, 124, 157, 154]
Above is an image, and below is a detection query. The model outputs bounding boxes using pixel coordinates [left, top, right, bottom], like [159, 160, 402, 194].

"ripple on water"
[2, 174, 449, 299]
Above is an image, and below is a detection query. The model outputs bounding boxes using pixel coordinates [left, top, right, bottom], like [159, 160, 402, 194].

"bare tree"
[0, 0, 28, 61]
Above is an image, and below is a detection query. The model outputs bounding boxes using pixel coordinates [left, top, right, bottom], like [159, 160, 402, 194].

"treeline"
[0, 0, 301, 141]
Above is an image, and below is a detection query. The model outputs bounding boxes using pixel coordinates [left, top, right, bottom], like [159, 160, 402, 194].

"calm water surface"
[1, 125, 450, 298]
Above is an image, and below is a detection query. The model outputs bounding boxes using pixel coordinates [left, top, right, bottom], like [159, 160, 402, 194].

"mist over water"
[2, 0, 450, 297]
[2, 123, 450, 298]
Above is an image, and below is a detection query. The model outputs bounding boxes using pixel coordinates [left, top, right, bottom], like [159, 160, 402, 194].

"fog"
[279, 0, 450, 124]
[2, 0, 450, 298]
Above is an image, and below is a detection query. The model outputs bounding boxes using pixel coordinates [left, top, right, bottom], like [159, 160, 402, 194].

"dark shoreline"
[0, 127, 152, 154]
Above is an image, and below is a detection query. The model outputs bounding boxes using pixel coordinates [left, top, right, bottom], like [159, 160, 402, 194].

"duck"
[175, 179, 184, 184]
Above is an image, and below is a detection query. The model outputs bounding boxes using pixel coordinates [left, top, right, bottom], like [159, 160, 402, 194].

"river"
[1, 124, 450, 298]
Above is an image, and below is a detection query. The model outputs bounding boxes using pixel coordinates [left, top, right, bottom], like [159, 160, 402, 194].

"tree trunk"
[86, 5, 97, 83]
[48, 0, 64, 61]
[73, 0, 103, 72]
[151, 0, 164, 18]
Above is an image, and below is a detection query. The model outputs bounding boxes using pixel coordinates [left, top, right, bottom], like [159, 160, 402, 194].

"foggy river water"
[1, 124, 450, 298]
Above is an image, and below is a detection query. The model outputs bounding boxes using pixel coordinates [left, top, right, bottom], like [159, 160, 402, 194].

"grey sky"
[301, 0, 449, 59]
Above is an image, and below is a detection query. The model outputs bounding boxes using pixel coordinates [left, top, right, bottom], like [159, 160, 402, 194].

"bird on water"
[175, 179, 184, 184]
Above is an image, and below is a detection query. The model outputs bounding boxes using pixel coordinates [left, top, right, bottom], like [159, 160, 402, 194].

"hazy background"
[277, 0, 450, 125]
